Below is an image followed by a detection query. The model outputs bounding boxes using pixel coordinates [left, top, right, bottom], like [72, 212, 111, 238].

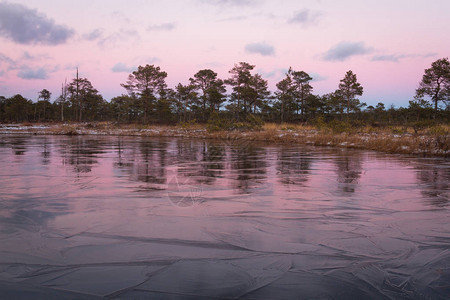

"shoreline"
[0, 122, 448, 157]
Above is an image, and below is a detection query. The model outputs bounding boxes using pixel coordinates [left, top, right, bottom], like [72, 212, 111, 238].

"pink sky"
[0, 0, 449, 107]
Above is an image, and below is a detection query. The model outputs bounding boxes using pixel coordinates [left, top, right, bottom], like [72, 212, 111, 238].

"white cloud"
[17, 67, 49, 80]
[98, 29, 140, 48]
[371, 52, 437, 62]
[0, 2, 73, 45]
[112, 63, 136, 73]
[245, 42, 275, 56]
[83, 28, 104, 41]
[199, 0, 257, 6]
[322, 41, 373, 61]
[147, 23, 176, 31]
[288, 9, 322, 26]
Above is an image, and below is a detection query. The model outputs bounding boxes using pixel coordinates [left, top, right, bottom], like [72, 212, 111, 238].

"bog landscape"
[0, 1, 449, 299]
[1, 58, 449, 156]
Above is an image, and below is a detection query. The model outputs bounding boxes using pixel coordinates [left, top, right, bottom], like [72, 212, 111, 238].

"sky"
[0, 0, 449, 107]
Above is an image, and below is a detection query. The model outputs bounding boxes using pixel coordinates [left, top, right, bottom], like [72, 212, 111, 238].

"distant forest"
[1, 57, 449, 127]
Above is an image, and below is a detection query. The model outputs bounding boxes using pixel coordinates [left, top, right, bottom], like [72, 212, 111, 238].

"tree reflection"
[335, 152, 364, 193]
[202, 143, 225, 179]
[10, 136, 28, 156]
[40, 137, 51, 165]
[416, 164, 449, 207]
[176, 139, 200, 162]
[60, 136, 102, 173]
[174, 140, 202, 186]
[277, 147, 311, 186]
[174, 140, 225, 186]
[113, 137, 137, 172]
[133, 139, 168, 185]
[112, 137, 169, 187]
[229, 143, 267, 193]
[111, 137, 171, 191]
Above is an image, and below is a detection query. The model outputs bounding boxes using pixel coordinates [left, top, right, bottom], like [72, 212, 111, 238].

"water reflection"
[175, 140, 225, 186]
[10, 135, 28, 156]
[229, 143, 267, 193]
[335, 152, 364, 193]
[0, 135, 448, 298]
[113, 136, 131, 169]
[135, 139, 168, 185]
[277, 146, 311, 186]
[112, 138, 169, 191]
[40, 137, 51, 165]
[0, 135, 448, 209]
[58, 136, 104, 173]
[416, 163, 450, 207]
[198, 142, 226, 184]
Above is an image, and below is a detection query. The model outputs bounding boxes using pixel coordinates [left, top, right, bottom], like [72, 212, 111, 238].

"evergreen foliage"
[0, 59, 448, 128]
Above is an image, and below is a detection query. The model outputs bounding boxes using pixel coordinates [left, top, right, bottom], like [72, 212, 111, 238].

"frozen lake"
[0, 135, 449, 299]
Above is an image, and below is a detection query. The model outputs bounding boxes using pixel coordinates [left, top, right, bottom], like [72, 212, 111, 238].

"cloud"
[0, 2, 74, 45]
[217, 16, 247, 22]
[260, 68, 325, 82]
[146, 57, 161, 63]
[200, 0, 257, 6]
[22, 51, 34, 60]
[134, 57, 161, 65]
[257, 68, 287, 79]
[147, 22, 176, 31]
[309, 72, 327, 82]
[371, 54, 405, 62]
[64, 64, 79, 71]
[422, 52, 438, 58]
[83, 28, 104, 41]
[371, 52, 437, 62]
[1, 52, 52, 78]
[322, 41, 373, 61]
[112, 62, 136, 73]
[98, 29, 140, 47]
[21, 51, 50, 62]
[259, 70, 277, 78]
[288, 9, 321, 26]
[112, 57, 161, 72]
[17, 67, 49, 80]
[111, 11, 131, 24]
[0, 53, 15, 65]
[0, 53, 17, 72]
[245, 42, 275, 56]
[200, 62, 225, 68]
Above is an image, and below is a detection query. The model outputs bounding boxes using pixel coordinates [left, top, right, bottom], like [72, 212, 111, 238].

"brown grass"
[1, 122, 448, 157]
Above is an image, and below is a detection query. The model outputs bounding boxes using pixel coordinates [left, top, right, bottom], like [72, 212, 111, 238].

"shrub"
[241, 113, 263, 130]
[207, 112, 263, 132]
[314, 116, 327, 130]
[390, 127, 407, 135]
[328, 120, 353, 133]
[411, 120, 437, 134]
[428, 125, 448, 136]
[206, 112, 233, 132]
[179, 119, 197, 129]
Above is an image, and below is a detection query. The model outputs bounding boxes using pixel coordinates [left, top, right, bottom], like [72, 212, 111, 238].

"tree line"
[0, 58, 448, 126]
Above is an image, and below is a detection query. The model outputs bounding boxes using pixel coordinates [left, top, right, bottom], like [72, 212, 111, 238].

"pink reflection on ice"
[0, 135, 448, 298]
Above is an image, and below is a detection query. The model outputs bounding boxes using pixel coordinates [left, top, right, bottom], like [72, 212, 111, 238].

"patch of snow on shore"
[0, 125, 50, 130]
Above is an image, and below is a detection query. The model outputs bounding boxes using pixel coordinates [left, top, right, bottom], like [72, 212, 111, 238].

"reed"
[1, 122, 448, 157]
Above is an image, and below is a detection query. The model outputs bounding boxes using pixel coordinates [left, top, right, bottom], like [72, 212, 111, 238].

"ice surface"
[0, 135, 448, 298]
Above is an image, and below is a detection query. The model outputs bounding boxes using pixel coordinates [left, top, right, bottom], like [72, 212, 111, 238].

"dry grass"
[1, 122, 448, 157]
[263, 122, 316, 131]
